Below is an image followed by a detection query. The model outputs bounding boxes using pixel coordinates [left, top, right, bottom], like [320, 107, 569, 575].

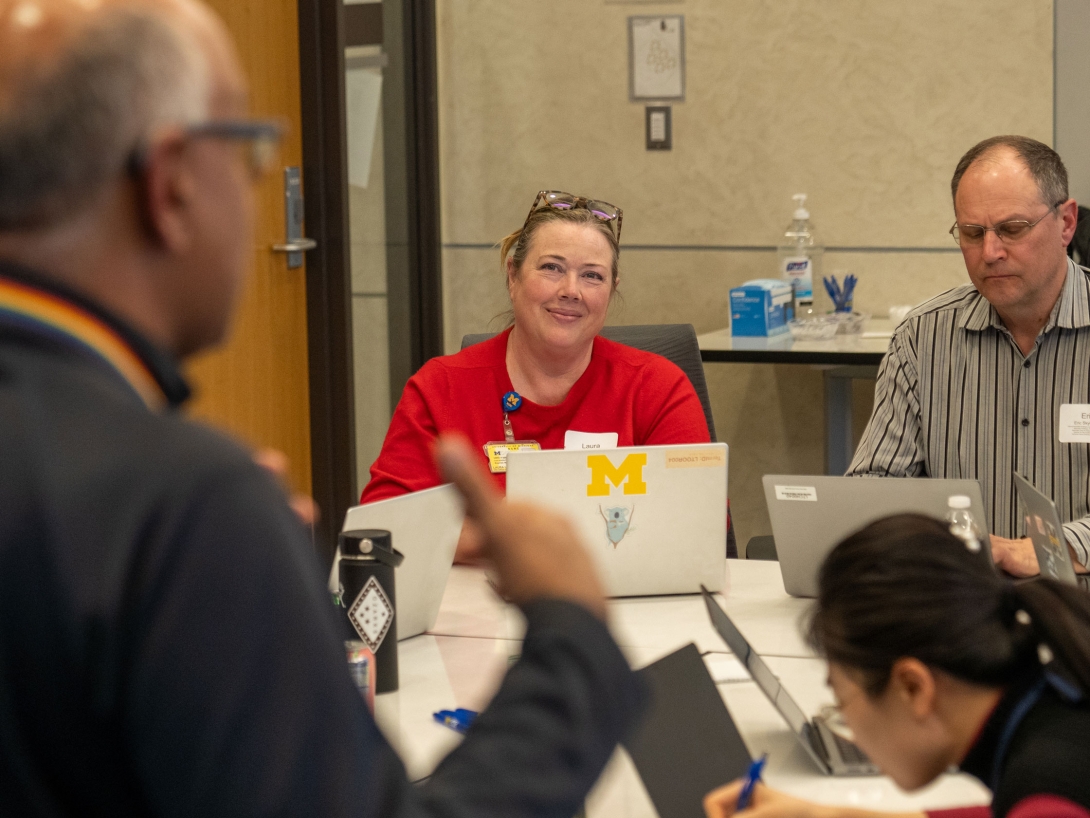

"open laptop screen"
[701, 588, 810, 735]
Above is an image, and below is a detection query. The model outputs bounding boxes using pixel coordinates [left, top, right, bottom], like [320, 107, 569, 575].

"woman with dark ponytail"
[705, 514, 1090, 818]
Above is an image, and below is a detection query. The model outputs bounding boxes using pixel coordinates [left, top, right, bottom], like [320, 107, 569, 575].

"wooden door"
[185, 0, 312, 496]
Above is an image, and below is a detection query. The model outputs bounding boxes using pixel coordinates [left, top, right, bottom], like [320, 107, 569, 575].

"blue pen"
[736, 752, 768, 811]
[433, 707, 478, 734]
[823, 276, 840, 305]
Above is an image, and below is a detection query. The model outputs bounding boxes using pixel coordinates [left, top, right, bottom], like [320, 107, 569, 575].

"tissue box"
[730, 279, 792, 337]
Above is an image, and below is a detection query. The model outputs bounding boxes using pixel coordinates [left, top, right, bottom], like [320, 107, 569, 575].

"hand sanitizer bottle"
[778, 194, 823, 318]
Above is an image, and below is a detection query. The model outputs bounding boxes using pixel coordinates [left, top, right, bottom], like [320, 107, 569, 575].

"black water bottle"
[338, 528, 404, 693]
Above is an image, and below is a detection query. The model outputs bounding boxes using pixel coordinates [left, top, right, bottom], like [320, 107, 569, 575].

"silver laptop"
[332, 484, 464, 639]
[506, 444, 728, 596]
[1013, 472, 1079, 585]
[764, 475, 990, 597]
[701, 587, 879, 776]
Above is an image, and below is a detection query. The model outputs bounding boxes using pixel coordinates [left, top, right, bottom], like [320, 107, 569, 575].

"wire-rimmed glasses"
[949, 200, 1066, 246]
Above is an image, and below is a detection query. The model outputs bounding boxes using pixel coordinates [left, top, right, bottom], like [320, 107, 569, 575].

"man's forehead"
[956, 147, 1042, 209]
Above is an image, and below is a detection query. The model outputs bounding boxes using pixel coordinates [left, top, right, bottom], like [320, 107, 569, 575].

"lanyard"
[502, 390, 522, 443]
[0, 277, 166, 409]
[989, 676, 1046, 793]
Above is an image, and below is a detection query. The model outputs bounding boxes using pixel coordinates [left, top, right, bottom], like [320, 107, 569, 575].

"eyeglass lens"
[957, 222, 1034, 243]
[539, 191, 619, 221]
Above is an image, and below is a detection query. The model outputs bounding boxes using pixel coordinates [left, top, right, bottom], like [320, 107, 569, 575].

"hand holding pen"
[704, 758, 851, 818]
[737, 753, 768, 810]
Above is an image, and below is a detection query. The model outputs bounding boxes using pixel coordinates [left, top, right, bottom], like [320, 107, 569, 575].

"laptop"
[764, 475, 990, 597]
[332, 484, 464, 639]
[1013, 472, 1079, 585]
[701, 587, 879, 776]
[506, 443, 728, 596]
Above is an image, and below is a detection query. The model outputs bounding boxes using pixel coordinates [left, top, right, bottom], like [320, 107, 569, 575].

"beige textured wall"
[435, 0, 1053, 548]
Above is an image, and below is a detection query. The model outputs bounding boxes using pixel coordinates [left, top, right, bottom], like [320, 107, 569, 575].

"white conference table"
[375, 560, 990, 816]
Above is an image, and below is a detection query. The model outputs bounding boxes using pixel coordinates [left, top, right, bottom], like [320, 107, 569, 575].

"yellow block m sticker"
[586, 453, 647, 496]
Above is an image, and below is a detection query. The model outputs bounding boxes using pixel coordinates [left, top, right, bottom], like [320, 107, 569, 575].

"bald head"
[0, 0, 232, 229]
[951, 135, 1068, 211]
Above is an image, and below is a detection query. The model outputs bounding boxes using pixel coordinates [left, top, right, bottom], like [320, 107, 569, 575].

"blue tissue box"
[729, 279, 792, 337]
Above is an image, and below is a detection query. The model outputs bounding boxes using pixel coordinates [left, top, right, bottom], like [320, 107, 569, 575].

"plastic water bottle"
[778, 193, 823, 319]
[946, 495, 983, 554]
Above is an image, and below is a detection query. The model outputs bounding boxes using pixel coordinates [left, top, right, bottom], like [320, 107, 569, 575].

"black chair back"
[460, 324, 717, 441]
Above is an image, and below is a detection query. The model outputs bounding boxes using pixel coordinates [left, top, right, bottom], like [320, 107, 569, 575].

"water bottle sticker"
[348, 575, 394, 653]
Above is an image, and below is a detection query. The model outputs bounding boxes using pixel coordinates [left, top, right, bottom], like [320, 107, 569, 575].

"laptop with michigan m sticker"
[506, 443, 728, 596]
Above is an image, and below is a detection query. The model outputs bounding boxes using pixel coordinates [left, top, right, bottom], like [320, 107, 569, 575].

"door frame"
[297, 0, 443, 565]
[298, 0, 356, 565]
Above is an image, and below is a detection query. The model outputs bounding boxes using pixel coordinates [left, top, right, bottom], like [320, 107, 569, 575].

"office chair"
[460, 324, 717, 442]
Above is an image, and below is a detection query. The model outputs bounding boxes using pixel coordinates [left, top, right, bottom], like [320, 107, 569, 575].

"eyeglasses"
[127, 119, 285, 180]
[522, 190, 624, 243]
[185, 119, 284, 178]
[949, 200, 1065, 246]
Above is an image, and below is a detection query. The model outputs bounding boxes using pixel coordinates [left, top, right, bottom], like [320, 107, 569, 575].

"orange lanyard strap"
[0, 277, 166, 410]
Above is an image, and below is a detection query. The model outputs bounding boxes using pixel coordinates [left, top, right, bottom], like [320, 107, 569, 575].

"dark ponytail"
[807, 514, 1090, 696]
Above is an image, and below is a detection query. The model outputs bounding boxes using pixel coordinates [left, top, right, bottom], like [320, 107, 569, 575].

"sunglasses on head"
[522, 190, 623, 243]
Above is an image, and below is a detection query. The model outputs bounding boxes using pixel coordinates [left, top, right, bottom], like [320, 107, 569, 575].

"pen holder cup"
[338, 529, 404, 693]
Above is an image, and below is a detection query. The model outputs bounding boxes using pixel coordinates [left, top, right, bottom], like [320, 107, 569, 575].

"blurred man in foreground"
[0, 1, 641, 815]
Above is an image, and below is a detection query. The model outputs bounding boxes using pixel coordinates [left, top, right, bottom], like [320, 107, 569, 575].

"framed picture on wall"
[629, 15, 685, 101]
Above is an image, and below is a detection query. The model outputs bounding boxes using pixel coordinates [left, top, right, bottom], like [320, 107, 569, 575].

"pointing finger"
[434, 434, 502, 529]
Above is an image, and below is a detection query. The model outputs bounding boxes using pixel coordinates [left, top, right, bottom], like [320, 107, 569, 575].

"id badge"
[483, 441, 541, 473]
[1059, 404, 1090, 442]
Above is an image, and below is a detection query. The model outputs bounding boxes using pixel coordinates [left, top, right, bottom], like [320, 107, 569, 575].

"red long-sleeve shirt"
[361, 328, 710, 502]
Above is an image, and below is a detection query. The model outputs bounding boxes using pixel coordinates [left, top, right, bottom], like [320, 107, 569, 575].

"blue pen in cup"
[736, 752, 768, 811]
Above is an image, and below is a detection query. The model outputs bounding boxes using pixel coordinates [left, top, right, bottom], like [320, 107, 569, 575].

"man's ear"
[1059, 198, 1079, 247]
[135, 131, 195, 253]
[888, 657, 937, 721]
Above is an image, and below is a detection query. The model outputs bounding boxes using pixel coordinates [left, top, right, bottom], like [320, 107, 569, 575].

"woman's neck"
[505, 326, 594, 406]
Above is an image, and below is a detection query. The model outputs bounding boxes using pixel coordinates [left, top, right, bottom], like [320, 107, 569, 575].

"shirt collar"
[961, 258, 1090, 333]
[957, 666, 1042, 789]
[0, 261, 190, 410]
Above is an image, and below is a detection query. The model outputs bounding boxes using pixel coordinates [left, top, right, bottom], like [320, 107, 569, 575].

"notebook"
[333, 484, 464, 639]
[1013, 472, 1079, 586]
[763, 475, 990, 597]
[506, 443, 728, 596]
[701, 587, 879, 776]
[625, 643, 753, 818]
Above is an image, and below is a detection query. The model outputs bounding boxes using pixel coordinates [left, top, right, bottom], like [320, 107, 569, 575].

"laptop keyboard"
[830, 729, 871, 766]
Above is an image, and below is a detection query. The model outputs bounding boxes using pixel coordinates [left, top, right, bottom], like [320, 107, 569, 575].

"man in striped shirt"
[849, 135, 1090, 579]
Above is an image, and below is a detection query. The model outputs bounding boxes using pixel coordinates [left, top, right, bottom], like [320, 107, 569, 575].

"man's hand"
[253, 448, 319, 527]
[435, 434, 608, 620]
[990, 535, 1038, 577]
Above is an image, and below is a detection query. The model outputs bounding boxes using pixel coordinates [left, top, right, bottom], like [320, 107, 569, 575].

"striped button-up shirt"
[849, 259, 1090, 565]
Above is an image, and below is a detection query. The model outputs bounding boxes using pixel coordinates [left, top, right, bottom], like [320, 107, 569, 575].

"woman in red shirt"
[361, 191, 712, 559]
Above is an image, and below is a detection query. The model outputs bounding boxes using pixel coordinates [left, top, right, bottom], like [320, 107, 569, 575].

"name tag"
[1059, 404, 1090, 442]
[483, 441, 541, 473]
[564, 430, 619, 451]
[774, 485, 818, 502]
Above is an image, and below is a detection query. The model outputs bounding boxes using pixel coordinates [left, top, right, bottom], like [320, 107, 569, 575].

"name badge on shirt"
[483, 441, 541, 473]
[1059, 404, 1090, 442]
[563, 430, 619, 451]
